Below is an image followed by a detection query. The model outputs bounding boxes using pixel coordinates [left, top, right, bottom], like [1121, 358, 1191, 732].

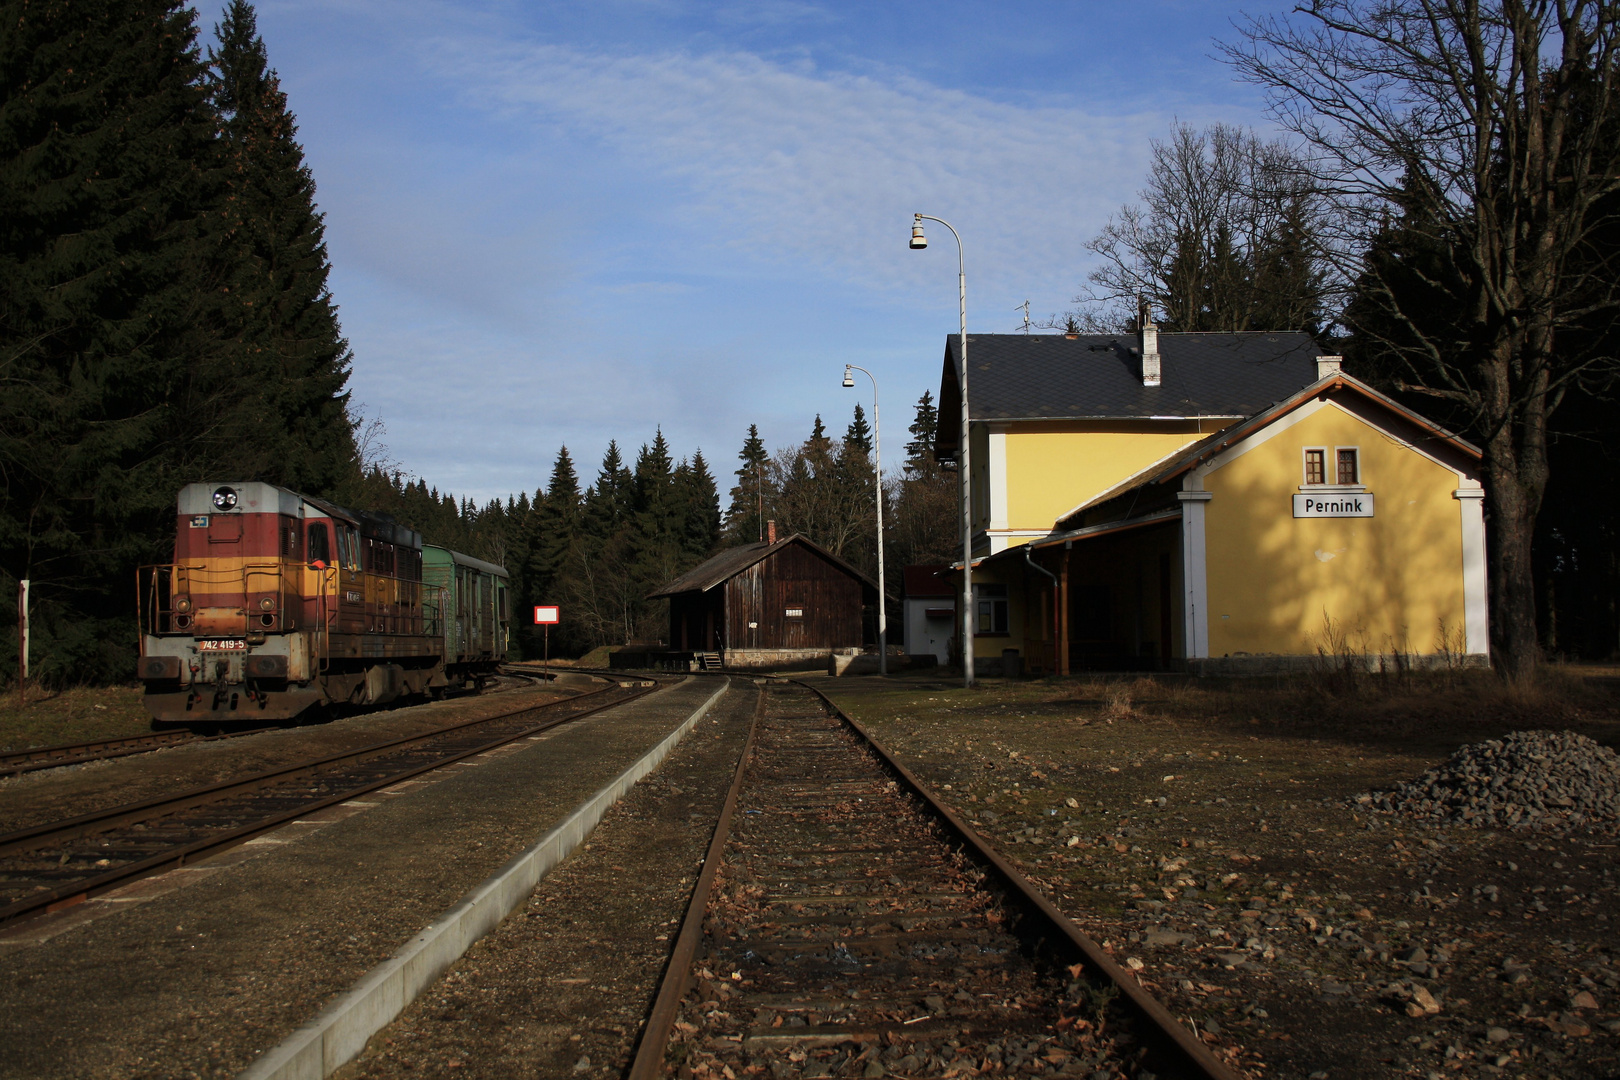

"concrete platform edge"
[237, 677, 730, 1080]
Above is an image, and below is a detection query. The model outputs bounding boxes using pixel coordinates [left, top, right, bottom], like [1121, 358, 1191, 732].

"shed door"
[781, 601, 806, 649]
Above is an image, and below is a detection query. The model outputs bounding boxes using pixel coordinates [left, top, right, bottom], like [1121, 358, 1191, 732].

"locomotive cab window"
[306, 522, 331, 566]
[339, 526, 361, 570]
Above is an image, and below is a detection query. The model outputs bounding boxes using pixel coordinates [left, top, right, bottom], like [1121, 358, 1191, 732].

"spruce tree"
[584, 441, 631, 538]
[679, 450, 721, 562]
[0, 0, 222, 683]
[903, 390, 938, 476]
[725, 424, 771, 544]
[631, 431, 678, 587]
[205, 0, 353, 494]
[890, 391, 957, 570]
[843, 403, 873, 456]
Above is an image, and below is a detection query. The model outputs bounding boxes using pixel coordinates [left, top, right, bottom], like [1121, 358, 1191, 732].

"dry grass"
[1049, 664, 1619, 753]
[0, 684, 153, 752]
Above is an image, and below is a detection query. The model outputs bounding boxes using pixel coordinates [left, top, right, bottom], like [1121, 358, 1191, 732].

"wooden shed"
[648, 533, 877, 667]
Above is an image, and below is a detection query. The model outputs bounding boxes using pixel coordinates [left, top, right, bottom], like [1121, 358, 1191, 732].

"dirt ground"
[815, 668, 1620, 1080]
[0, 684, 154, 749]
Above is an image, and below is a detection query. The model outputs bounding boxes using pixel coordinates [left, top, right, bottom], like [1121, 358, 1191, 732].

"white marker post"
[533, 605, 560, 680]
[16, 579, 27, 705]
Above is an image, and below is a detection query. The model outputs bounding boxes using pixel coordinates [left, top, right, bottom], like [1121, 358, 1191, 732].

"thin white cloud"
[425, 40, 1174, 301]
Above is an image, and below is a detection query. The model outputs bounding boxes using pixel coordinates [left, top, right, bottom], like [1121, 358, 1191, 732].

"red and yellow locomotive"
[137, 482, 508, 725]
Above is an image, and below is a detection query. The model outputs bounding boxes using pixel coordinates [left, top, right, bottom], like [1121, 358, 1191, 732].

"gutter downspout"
[1023, 545, 1058, 678]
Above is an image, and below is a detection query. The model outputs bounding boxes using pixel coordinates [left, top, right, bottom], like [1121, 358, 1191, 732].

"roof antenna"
[1016, 300, 1030, 333]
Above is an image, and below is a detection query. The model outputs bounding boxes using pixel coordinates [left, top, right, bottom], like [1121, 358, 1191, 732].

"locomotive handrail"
[138, 560, 291, 636]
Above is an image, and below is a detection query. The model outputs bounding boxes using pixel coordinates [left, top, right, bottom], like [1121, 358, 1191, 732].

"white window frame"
[1334, 445, 1361, 486]
[1302, 446, 1329, 487]
[1300, 445, 1366, 492]
[973, 583, 1010, 635]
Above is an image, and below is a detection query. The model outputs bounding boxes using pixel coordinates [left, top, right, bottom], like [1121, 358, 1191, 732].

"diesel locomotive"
[137, 482, 509, 725]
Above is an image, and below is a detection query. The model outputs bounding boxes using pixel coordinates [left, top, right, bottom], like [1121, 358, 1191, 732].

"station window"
[1304, 448, 1326, 486]
[975, 583, 1009, 635]
[1337, 447, 1360, 485]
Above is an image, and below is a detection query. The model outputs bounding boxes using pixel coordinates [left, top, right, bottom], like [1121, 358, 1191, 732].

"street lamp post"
[842, 364, 887, 675]
[910, 214, 974, 688]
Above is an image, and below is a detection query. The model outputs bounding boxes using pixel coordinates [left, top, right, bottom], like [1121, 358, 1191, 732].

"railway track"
[630, 681, 1237, 1080]
[0, 665, 568, 780]
[0, 728, 280, 779]
[0, 676, 667, 926]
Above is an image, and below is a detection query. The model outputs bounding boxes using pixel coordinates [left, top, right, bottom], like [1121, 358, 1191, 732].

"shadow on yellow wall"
[1204, 402, 1467, 658]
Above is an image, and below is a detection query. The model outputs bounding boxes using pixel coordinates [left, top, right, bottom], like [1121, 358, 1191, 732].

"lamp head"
[842, 366, 855, 388]
[909, 218, 927, 249]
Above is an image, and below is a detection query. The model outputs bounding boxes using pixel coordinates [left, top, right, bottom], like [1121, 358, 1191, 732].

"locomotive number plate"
[198, 639, 247, 651]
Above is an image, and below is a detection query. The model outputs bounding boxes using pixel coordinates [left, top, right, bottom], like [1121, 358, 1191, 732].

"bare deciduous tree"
[1224, 0, 1620, 679]
[1083, 123, 1335, 334]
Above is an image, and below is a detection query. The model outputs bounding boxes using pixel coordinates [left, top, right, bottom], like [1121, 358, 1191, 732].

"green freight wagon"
[422, 545, 510, 687]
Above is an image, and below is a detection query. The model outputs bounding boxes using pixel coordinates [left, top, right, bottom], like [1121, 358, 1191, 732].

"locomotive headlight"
[212, 486, 238, 511]
[175, 596, 192, 613]
[259, 597, 276, 611]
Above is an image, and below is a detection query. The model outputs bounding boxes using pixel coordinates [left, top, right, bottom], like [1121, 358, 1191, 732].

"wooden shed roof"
[647, 534, 877, 599]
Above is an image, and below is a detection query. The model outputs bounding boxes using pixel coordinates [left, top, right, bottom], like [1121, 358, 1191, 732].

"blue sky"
[242, 1, 1292, 503]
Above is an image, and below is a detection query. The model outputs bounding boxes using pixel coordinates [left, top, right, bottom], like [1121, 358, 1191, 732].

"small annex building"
[963, 362, 1487, 674]
[901, 565, 956, 665]
[648, 530, 878, 671]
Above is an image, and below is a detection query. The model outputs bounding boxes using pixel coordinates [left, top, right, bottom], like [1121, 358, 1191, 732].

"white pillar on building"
[1177, 490, 1213, 660]
[1455, 487, 1489, 657]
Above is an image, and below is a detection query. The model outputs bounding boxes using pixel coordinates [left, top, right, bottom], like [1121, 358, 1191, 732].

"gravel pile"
[1358, 729, 1620, 831]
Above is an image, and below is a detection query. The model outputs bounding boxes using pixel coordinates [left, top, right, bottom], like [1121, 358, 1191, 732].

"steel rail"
[799, 681, 1239, 1080]
[0, 665, 586, 780]
[626, 683, 766, 1080]
[0, 679, 663, 924]
[0, 729, 273, 778]
[626, 679, 1239, 1080]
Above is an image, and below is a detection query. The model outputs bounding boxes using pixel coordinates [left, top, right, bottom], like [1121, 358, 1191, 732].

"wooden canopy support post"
[1057, 547, 1070, 677]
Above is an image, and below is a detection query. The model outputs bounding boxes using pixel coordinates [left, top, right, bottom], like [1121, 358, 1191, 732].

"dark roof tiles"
[941, 332, 1324, 428]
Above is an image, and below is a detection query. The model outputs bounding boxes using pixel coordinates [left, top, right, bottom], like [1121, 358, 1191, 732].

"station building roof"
[934, 331, 1325, 455]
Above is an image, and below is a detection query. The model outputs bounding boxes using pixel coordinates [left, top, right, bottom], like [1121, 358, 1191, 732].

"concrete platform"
[0, 676, 730, 1079]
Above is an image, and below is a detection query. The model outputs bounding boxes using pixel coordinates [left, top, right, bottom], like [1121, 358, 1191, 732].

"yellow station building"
[930, 323, 1488, 675]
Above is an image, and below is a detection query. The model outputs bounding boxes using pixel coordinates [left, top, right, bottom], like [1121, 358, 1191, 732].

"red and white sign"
[533, 605, 560, 625]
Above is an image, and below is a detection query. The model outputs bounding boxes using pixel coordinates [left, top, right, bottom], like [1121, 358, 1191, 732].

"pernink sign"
[1293, 493, 1374, 518]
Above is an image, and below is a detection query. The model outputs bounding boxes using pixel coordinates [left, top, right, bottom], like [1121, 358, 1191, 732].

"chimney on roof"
[1138, 299, 1161, 387]
[766, 519, 777, 544]
[1316, 354, 1344, 380]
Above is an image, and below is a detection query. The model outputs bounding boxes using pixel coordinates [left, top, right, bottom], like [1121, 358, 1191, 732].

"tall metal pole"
[844, 365, 886, 675]
[913, 214, 974, 687]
